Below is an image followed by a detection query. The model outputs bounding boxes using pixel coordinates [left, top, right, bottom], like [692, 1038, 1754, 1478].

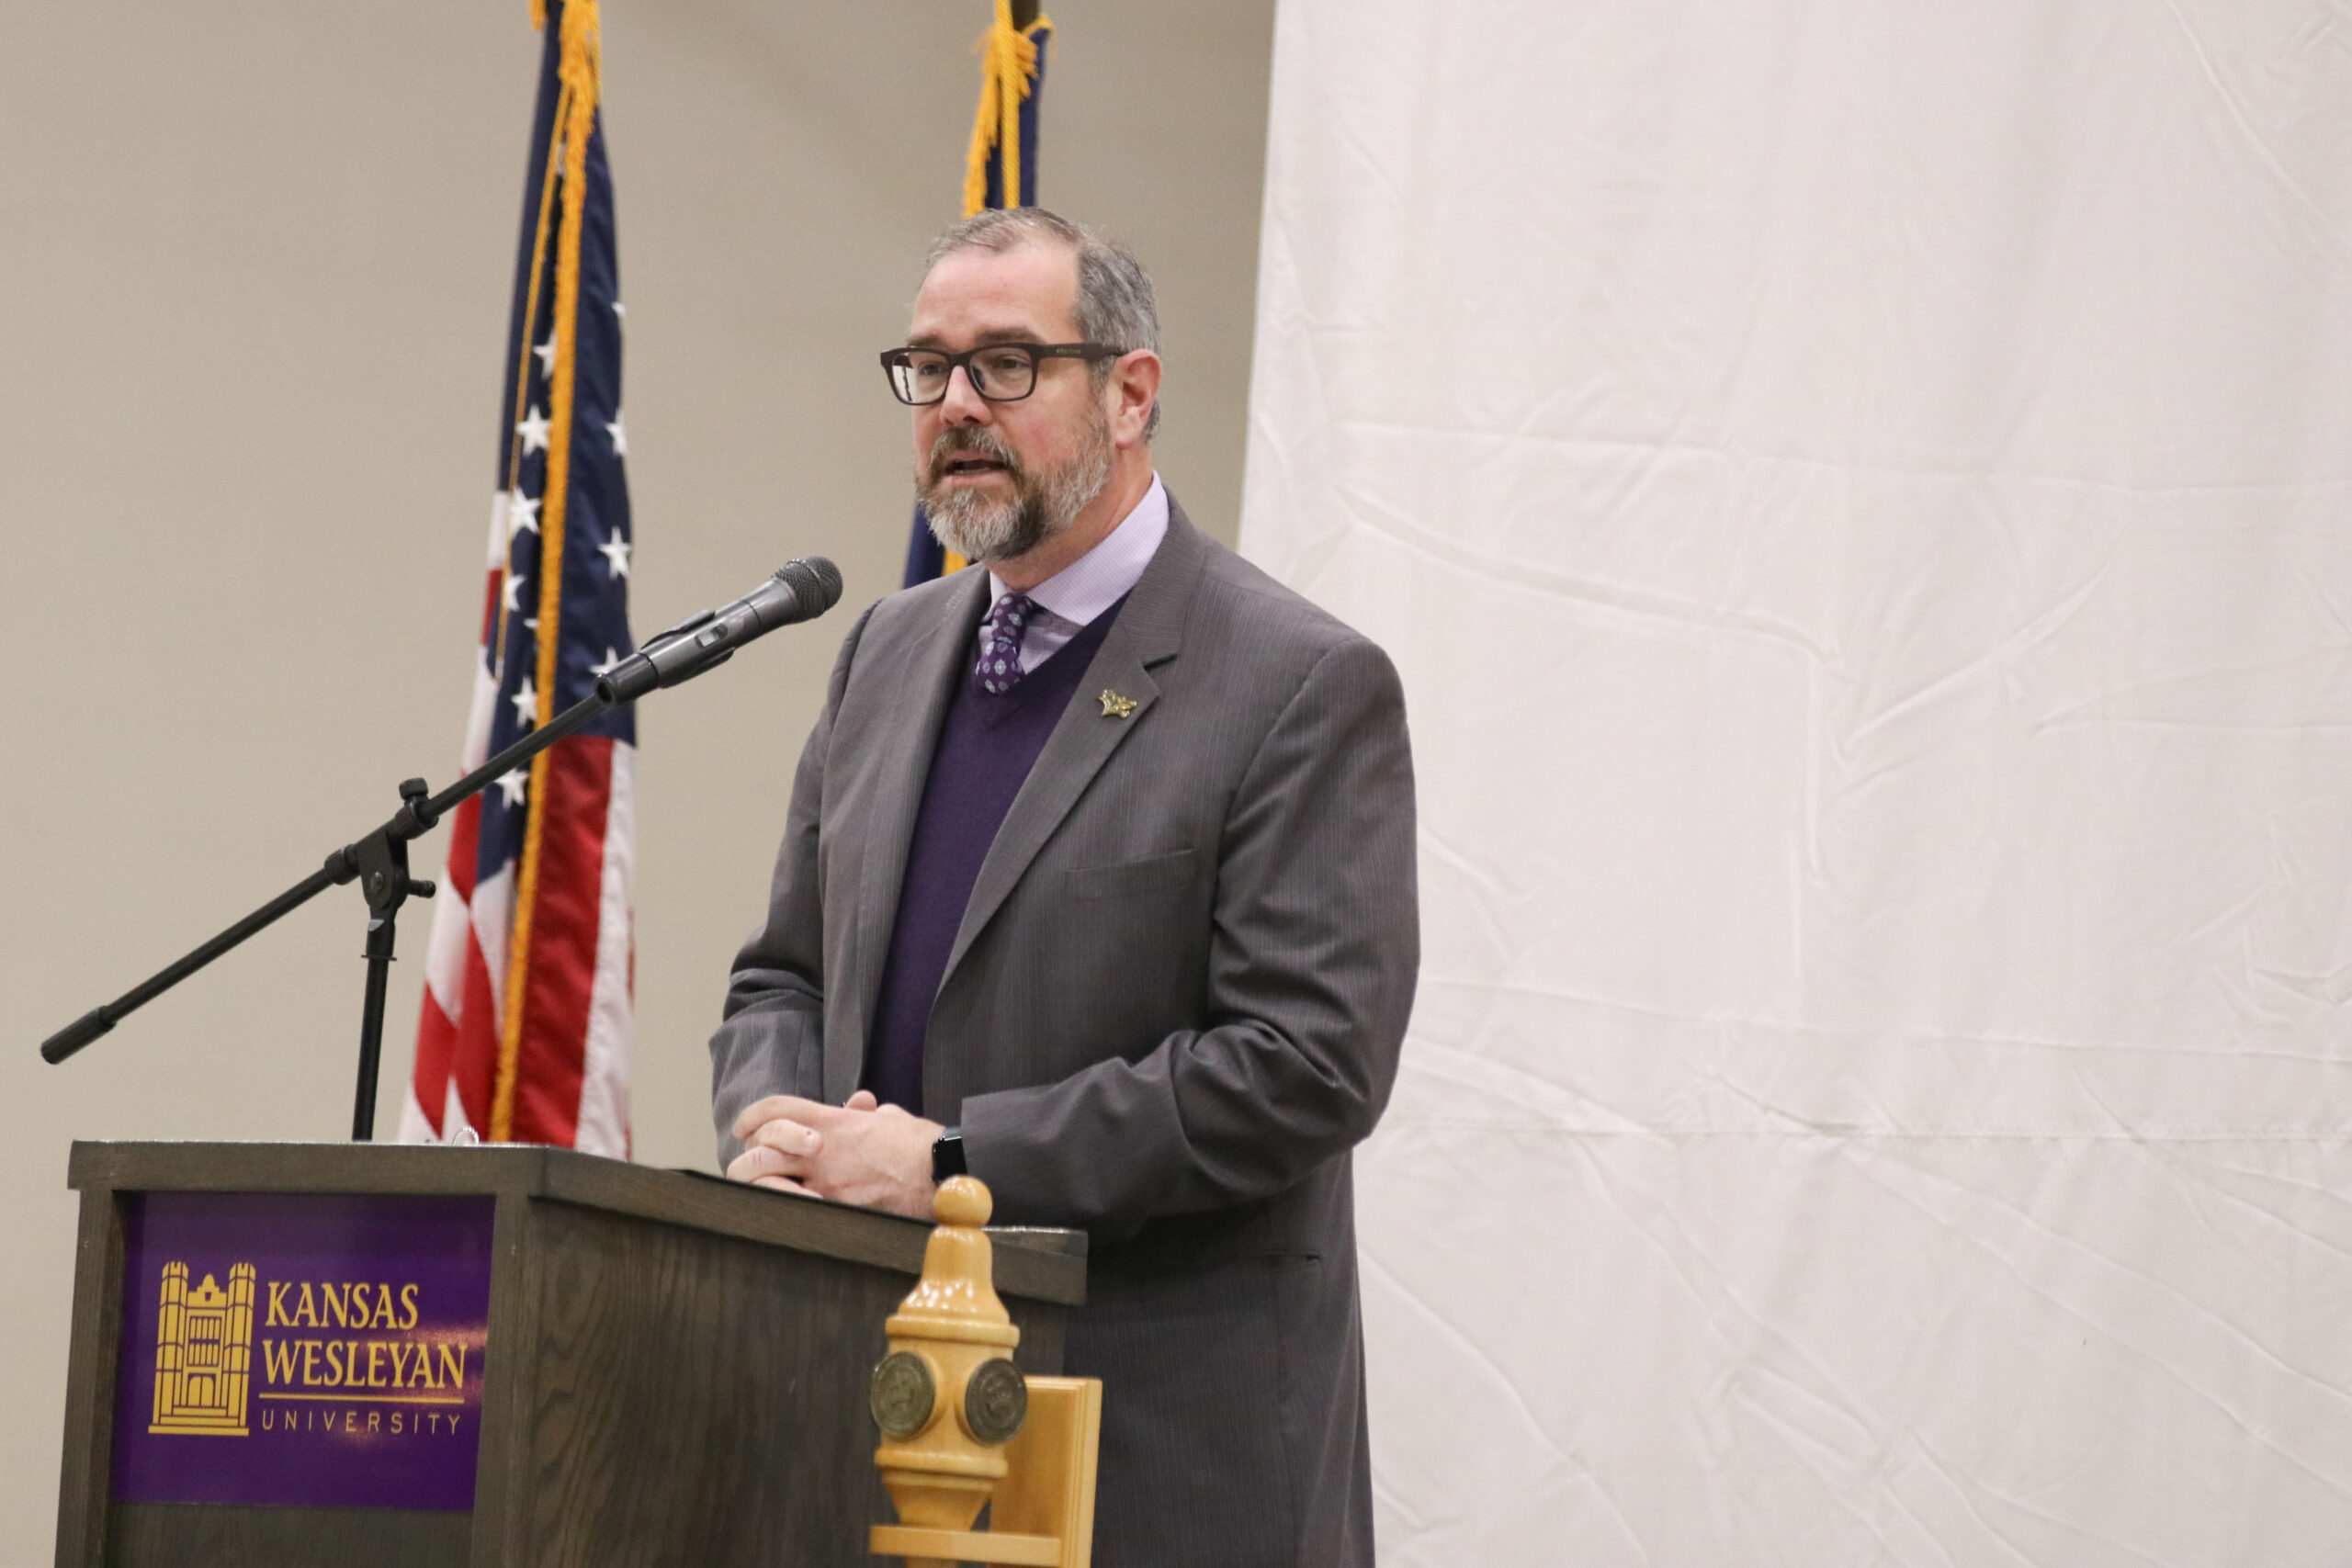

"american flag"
[403, 0, 635, 1155]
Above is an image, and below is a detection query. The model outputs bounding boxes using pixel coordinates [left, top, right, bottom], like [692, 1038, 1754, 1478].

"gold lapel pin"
[1099, 689, 1137, 719]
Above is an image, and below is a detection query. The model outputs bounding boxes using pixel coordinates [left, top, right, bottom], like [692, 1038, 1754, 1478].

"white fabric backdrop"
[1238, 3, 2352, 1561]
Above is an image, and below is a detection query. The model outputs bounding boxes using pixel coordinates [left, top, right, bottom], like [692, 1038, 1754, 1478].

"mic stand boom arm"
[40, 686, 621, 1140]
[37, 552, 841, 1141]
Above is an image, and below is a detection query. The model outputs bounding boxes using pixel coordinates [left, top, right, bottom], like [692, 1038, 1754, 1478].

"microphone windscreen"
[777, 556, 843, 615]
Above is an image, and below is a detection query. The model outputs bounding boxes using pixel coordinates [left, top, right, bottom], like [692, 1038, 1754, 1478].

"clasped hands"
[725, 1089, 943, 1219]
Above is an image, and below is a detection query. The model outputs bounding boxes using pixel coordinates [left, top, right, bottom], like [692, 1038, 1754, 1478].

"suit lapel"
[828, 568, 989, 1103]
[937, 505, 1212, 993]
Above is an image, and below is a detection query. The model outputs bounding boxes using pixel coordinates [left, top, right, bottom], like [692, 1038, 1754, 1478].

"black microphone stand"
[40, 685, 626, 1140]
[38, 553, 841, 1138]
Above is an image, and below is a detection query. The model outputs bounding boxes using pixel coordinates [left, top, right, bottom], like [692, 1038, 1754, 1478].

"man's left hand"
[727, 1090, 942, 1218]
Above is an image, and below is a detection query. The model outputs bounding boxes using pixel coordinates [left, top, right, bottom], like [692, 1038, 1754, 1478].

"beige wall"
[0, 0, 1272, 1545]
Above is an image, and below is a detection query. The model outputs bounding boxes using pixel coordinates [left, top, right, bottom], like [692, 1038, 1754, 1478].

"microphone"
[596, 556, 843, 705]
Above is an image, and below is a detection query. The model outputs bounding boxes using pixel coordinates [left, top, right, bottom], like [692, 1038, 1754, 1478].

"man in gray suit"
[710, 208, 1416, 1567]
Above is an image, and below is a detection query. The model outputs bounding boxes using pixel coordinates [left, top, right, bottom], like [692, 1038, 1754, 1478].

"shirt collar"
[989, 474, 1169, 626]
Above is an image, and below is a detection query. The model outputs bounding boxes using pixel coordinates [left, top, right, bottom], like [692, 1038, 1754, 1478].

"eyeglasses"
[879, 341, 1124, 406]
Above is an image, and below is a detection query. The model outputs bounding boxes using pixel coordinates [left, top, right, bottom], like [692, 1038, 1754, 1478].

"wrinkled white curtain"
[1239, 3, 2352, 1561]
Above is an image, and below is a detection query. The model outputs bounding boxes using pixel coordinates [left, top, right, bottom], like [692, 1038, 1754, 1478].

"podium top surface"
[69, 1140, 1086, 1306]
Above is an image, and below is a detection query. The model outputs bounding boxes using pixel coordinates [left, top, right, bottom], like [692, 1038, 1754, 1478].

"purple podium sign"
[110, 1190, 495, 1512]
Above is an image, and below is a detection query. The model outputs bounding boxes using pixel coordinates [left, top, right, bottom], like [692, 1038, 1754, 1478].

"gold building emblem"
[150, 1261, 255, 1436]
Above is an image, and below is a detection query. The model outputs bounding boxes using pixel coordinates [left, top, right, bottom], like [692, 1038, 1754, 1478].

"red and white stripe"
[401, 496, 633, 1155]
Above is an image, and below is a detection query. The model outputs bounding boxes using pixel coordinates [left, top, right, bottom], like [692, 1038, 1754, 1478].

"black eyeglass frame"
[878, 341, 1125, 406]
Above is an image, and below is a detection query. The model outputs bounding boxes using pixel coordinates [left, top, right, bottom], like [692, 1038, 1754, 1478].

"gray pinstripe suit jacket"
[709, 500, 1418, 1567]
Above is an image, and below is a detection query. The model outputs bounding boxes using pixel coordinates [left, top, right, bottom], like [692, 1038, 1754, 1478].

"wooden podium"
[53, 1141, 1087, 1567]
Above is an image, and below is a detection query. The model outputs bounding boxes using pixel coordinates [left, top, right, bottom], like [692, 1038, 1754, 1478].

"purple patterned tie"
[976, 592, 1036, 695]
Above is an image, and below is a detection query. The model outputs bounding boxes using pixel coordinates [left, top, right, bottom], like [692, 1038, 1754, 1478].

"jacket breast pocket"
[1064, 847, 1197, 902]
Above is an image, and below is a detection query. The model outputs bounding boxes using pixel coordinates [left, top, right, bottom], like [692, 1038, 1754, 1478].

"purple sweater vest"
[859, 597, 1127, 1114]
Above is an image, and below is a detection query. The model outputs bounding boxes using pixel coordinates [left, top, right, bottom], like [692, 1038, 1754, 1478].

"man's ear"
[1110, 350, 1162, 448]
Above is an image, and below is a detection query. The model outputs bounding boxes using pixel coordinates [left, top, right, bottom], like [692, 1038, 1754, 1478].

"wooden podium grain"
[53, 1141, 1086, 1567]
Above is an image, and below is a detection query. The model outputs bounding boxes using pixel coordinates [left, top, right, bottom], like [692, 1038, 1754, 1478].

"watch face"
[931, 1132, 966, 1183]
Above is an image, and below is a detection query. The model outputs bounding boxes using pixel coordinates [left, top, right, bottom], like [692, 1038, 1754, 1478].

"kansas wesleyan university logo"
[114, 1191, 494, 1511]
[143, 1257, 475, 1440]
[149, 1261, 256, 1437]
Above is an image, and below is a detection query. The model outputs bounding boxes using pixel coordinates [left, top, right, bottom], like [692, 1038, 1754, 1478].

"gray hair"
[925, 208, 1161, 437]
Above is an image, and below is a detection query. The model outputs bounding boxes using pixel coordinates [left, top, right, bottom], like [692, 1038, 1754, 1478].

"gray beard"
[918, 405, 1116, 565]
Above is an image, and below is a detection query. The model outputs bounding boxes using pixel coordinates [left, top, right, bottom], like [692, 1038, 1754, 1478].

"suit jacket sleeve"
[707, 602, 875, 1167]
[961, 633, 1419, 1237]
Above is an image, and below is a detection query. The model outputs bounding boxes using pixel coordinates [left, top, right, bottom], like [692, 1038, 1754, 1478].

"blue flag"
[903, 4, 1055, 588]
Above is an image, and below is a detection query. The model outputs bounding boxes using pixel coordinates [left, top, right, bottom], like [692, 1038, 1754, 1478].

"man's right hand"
[726, 1099, 827, 1195]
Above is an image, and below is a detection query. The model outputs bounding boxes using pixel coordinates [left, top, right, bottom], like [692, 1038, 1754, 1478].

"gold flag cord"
[962, 0, 1053, 218]
[941, 2, 1053, 578]
[493, 0, 604, 1141]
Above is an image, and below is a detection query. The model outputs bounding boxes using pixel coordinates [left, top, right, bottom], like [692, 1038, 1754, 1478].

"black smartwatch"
[930, 1126, 967, 1184]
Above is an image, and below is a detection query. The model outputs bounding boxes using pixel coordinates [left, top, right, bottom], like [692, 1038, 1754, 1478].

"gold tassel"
[495, 0, 604, 1141]
[962, 0, 1052, 217]
[941, 2, 1051, 577]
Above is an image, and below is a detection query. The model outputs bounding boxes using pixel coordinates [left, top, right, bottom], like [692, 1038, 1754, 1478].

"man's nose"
[938, 363, 992, 424]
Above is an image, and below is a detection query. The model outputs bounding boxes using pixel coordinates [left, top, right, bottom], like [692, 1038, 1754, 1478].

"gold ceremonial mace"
[869, 1177, 1102, 1568]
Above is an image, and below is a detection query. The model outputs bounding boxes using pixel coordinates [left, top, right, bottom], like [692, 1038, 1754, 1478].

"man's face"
[907, 242, 1115, 565]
